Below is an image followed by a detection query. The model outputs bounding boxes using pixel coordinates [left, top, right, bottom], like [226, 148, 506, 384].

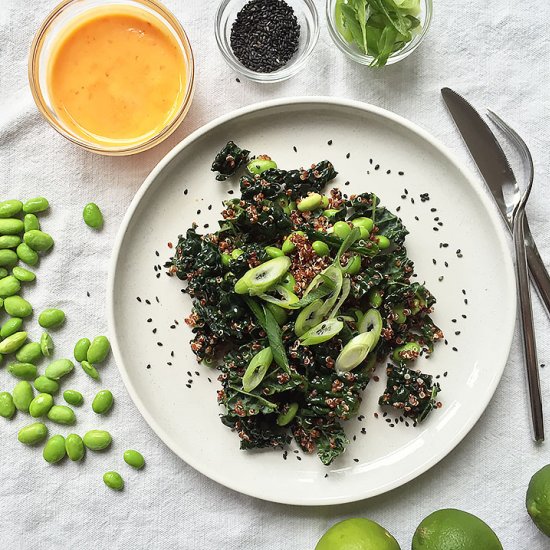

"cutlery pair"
[442, 88, 544, 442]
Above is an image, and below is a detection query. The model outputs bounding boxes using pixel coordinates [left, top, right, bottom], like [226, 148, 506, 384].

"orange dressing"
[47, 6, 186, 147]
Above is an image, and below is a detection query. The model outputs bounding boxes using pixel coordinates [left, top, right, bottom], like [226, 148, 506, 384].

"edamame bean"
[12, 266, 35, 282]
[281, 231, 306, 255]
[16, 243, 39, 266]
[4, 296, 32, 317]
[16, 342, 42, 364]
[43, 435, 66, 463]
[0, 392, 16, 419]
[0, 317, 22, 338]
[34, 376, 59, 395]
[29, 393, 54, 417]
[45, 358, 74, 380]
[264, 246, 284, 259]
[0, 218, 24, 235]
[47, 405, 76, 425]
[87, 336, 111, 364]
[0, 200, 23, 218]
[123, 450, 145, 470]
[393, 305, 407, 324]
[83, 429, 112, 451]
[0, 275, 21, 297]
[38, 308, 65, 329]
[231, 248, 243, 260]
[297, 193, 323, 212]
[81, 361, 100, 380]
[392, 342, 422, 363]
[103, 471, 124, 491]
[333, 221, 352, 238]
[18, 422, 48, 445]
[65, 434, 85, 461]
[342, 255, 361, 275]
[40, 332, 54, 357]
[322, 209, 340, 218]
[375, 235, 391, 249]
[92, 390, 113, 414]
[0, 235, 21, 249]
[312, 241, 330, 257]
[0, 331, 27, 354]
[23, 197, 49, 214]
[23, 230, 54, 252]
[73, 338, 91, 362]
[83, 203, 103, 229]
[368, 289, 383, 308]
[276, 402, 299, 427]
[0, 249, 18, 268]
[0, 267, 7, 278]
[320, 195, 330, 209]
[63, 390, 83, 406]
[23, 214, 40, 232]
[12, 381, 33, 412]
[8, 362, 38, 381]
[220, 253, 231, 267]
[352, 217, 374, 232]
[246, 157, 277, 175]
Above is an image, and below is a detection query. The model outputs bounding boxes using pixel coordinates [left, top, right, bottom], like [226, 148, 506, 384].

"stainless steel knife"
[441, 87, 550, 318]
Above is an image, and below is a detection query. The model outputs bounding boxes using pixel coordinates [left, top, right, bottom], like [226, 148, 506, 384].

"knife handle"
[515, 212, 544, 442]
[525, 217, 550, 318]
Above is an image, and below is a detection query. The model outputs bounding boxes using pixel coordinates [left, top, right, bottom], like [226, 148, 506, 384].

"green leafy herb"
[335, 0, 422, 67]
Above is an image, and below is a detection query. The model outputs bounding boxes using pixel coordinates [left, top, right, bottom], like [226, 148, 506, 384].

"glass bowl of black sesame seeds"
[215, 0, 319, 82]
[326, 0, 432, 66]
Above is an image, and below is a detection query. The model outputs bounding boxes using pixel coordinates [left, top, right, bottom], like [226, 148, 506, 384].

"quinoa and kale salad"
[165, 141, 444, 465]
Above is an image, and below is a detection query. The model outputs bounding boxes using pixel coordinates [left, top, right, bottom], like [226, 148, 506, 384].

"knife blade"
[441, 87, 515, 222]
[441, 87, 550, 319]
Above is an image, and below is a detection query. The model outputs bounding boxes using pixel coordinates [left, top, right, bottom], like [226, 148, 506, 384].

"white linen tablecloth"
[1, 1, 550, 548]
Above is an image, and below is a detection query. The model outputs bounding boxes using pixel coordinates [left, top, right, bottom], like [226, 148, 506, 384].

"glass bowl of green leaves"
[326, 0, 432, 67]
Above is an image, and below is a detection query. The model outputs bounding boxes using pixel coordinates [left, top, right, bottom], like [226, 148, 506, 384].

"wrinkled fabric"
[1, 0, 550, 548]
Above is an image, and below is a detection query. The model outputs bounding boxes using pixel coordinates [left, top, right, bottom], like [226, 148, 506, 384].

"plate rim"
[107, 96, 516, 506]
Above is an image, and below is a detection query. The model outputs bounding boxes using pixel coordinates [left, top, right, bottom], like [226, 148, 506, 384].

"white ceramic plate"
[108, 98, 516, 505]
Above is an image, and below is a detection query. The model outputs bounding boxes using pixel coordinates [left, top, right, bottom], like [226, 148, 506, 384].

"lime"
[315, 518, 401, 550]
[527, 464, 550, 536]
[412, 509, 502, 550]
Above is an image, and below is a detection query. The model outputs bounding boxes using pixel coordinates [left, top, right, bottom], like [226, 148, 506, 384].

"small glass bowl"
[28, 0, 195, 156]
[326, 0, 432, 66]
[215, 0, 320, 83]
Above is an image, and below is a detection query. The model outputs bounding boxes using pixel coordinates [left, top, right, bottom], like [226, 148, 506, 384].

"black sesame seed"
[157, 342, 163, 347]
[236, 77, 241, 83]
[147, 318, 152, 323]
[443, 371, 448, 377]
[293, 145, 297, 152]
[353, 458, 359, 463]
[398, 171, 404, 176]
[152, 328, 157, 334]
[146, 364, 151, 369]
[136, 297, 142, 302]
[230, 0, 301, 73]
[145, 299, 151, 305]
[344, 181, 350, 186]
[156, 273, 160, 279]
[186, 384, 191, 389]
[375, 164, 380, 170]
[228, 189, 234, 195]
[346, 152, 350, 159]
[328, 139, 333, 145]
[86, 291, 90, 297]
[184, 189, 188, 195]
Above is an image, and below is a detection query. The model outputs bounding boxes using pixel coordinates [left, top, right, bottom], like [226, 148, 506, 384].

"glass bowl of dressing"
[29, 0, 195, 155]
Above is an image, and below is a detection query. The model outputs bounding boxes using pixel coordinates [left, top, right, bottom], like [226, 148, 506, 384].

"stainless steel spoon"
[487, 110, 544, 442]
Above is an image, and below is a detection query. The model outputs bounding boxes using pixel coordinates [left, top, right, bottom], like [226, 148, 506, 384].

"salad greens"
[166, 141, 443, 465]
[335, 0, 422, 67]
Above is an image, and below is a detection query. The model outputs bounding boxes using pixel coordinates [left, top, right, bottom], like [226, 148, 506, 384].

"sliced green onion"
[358, 309, 383, 345]
[259, 285, 299, 309]
[335, 331, 377, 373]
[242, 347, 273, 392]
[329, 277, 351, 318]
[295, 298, 324, 337]
[234, 256, 291, 296]
[299, 318, 344, 346]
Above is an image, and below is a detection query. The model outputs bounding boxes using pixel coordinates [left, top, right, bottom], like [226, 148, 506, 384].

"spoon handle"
[514, 210, 544, 441]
